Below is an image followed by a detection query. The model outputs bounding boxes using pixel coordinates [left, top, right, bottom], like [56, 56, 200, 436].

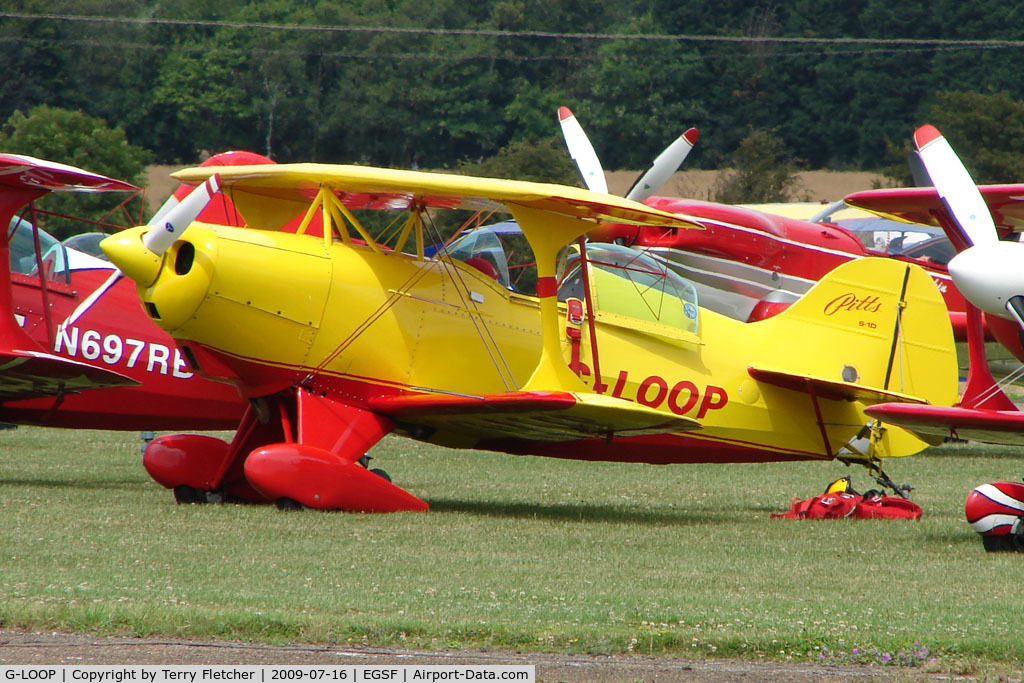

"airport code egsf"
[0, 668, 534, 683]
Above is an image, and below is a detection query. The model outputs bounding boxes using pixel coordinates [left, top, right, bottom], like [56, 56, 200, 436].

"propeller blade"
[143, 174, 222, 256]
[61, 174, 222, 328]
[906, 150, 931, 188]
[1006, 295, 1024, 330]
[625, 128, 699, 202]
[558, 106, 608, 194]
[913, 124, 997, 247]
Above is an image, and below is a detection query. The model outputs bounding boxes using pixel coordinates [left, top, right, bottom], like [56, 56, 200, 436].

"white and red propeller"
[557, 106, 698, 202]
[61, 174, 222, 327]
[913, 125, 1024, 329]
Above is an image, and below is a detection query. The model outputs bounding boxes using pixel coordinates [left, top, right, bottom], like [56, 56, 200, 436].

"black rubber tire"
[275, 497, 304, 511]
[173, 485, 204, 504]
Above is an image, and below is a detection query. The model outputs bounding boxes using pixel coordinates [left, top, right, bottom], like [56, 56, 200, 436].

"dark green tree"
[928, 90, 1024, 184]
[711, 129, 802, 203]
[456, 136, 580, 185]
[0, 105, 151, 237]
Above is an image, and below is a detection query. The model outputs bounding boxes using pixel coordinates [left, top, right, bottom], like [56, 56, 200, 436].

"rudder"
[751, 257, 959, 427]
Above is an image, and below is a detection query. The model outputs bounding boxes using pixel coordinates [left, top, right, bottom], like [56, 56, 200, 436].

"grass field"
[1, 426, 1023, 673]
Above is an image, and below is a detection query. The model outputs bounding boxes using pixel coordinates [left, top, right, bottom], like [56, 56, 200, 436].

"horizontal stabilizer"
[368, 390, 700, 442]
[748, 365, 929, 406]
[866, 403, 1024, 446]
[0, 348, 138, 401]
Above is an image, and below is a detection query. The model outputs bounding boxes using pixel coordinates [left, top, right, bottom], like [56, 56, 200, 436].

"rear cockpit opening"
[440, 221, 538, 295]
[557, 242, 700, 335]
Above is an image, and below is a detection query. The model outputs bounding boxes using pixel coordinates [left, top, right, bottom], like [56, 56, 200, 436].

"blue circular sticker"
[683, 303, 697, 320]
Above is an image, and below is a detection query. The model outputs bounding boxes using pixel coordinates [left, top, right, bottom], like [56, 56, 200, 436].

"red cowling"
[143, 434, 230, 490]
[965, 482, 1024, 536]
[244, 442, 429, 513]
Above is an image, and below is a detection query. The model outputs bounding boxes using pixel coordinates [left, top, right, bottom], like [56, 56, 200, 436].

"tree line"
[3, 0, 1024, 183]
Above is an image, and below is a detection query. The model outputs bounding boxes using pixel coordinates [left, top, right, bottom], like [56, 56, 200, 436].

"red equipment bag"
[852, 495, 922, 520]
[772, 479, 922, 521]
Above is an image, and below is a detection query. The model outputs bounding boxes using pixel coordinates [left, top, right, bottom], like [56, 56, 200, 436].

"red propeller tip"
[914, 124, 942, 151]
[683, 128, 699, 145]
[557, 106, 574, 122]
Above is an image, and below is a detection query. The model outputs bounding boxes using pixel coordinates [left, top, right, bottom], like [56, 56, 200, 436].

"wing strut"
[576, 237, 607, 393]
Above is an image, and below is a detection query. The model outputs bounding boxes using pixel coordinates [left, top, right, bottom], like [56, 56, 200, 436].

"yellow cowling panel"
[166, 226, 332, 369]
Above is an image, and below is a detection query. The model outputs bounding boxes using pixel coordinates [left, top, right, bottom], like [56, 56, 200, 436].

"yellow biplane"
[98, 165, 959, 511]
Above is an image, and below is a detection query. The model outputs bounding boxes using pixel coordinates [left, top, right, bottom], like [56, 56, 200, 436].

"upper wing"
[845, 184, 1024, 232]
[866, 403, 1024, 446]
[172, 163, 703, 233]
[368, 390, 700, 442]
[0, 154, 138, 193]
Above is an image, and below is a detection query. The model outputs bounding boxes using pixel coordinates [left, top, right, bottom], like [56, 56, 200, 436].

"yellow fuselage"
[116, 222, 957, 464]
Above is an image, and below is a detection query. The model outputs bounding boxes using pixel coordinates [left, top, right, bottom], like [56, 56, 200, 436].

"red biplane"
[0, 153, 243, 430]
[844, 126, 1024, 446]
[557, 107, 981, 353]
[846, 125, 1024, 551]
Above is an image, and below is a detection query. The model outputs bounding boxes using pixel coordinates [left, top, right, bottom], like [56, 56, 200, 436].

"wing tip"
[558, 106, 574, 122]
[683, 128, 699, 145]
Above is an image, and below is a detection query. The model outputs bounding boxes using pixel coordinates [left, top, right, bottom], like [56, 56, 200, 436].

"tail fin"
[750, 257, 959, 457]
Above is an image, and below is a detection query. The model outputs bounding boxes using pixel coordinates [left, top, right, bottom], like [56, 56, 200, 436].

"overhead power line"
[4, 11, 1024, 49]
[1, 35, 1008, 62]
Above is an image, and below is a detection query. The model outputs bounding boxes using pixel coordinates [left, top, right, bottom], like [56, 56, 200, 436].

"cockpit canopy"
[8, 217, 71, 282]
[442, 220, 537, 293]
[444, 222, 700, 337]
[558, 242, 700, 336]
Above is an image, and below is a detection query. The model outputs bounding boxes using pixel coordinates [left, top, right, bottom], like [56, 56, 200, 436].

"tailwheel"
[275, 497, 305, 511]
[869, 464, 913, 499]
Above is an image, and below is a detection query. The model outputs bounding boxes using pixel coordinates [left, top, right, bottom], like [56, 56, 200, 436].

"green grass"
[2, 426, 1024, 673]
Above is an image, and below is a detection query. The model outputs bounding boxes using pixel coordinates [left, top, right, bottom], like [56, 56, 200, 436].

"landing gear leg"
[838, 421, 914, 499]
[869, 464, 913, 499]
